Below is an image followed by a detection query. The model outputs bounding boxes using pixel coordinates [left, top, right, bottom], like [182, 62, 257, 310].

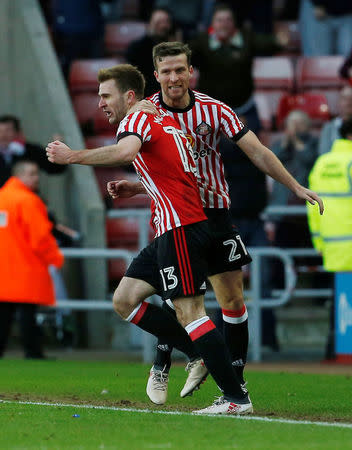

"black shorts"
[204, 208, 252, 276]
[125, 220, 210, 300]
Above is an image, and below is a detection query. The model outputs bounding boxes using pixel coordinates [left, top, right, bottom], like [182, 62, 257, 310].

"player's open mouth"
[104, 111, 112, 117]
[169, 86, 182, 90]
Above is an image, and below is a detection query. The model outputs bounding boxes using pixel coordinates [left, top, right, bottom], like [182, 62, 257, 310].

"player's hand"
[46, 140, 74, 164]
[295, 186, 324, 215]
[129, 100, 160, 116]
[107, 180, 140, 199]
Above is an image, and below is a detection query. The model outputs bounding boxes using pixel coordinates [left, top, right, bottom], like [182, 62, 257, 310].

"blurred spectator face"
[339, 87, 352, 121]
[18, 163, 40, 192]
[98, 79, 128, 125]
[149, 10, 172, 39]
[154, 53, 193, 103]
[285, 110, 311, 138]
[0, 121, 16, 147]
[211, 8, 236, 42]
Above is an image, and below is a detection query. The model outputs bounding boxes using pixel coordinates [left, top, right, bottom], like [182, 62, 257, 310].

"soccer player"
[107, 42, 324, 408]
[46, 64, 253, 415]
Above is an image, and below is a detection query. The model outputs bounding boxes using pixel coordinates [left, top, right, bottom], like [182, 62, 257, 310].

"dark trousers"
[0, 302, 43, 358]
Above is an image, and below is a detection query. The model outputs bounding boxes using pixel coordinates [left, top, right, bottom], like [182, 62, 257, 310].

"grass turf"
[0, 359, 352, 449]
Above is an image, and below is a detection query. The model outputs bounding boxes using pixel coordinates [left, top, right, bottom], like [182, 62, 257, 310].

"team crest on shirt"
[195, 121, 212, 136]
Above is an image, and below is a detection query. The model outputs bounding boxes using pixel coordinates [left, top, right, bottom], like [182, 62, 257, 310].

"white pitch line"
[1, 399, 352, 429]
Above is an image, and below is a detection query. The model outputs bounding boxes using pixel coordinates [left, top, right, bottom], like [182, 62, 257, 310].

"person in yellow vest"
[308, 119, 352, 271]
[308, 118, 352, 359]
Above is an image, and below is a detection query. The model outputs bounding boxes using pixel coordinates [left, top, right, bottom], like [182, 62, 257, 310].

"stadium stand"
[69, 58, 126, 93]
[253, 56, 295, 119]
[295, 56, 346, 116]
[104, 21, 147, 55]
[273, 21, 301, 55]
[276, 92, 330, 129]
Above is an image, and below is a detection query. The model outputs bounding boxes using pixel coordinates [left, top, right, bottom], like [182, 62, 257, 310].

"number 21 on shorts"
[223, 236, 248, 262]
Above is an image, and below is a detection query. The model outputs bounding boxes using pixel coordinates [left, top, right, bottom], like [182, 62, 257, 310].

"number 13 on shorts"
[160, 266, 178, 291]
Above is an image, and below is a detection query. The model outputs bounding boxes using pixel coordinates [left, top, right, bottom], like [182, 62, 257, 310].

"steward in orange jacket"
[0, 168, 64, 306]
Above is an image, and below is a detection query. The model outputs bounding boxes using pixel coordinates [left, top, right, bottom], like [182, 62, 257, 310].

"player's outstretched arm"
[46, 136, 142, 167]
[237, 130, 324, 215]
[107, 180, 146, 199]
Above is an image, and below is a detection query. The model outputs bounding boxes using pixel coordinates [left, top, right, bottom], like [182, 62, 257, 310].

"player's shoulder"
[118, 111, 151, 130]
[192, 90, 232, 112]
[146, 92, 161, 106]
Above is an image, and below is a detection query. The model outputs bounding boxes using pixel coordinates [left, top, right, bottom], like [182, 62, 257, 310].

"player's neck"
[162, 91, 191, 110]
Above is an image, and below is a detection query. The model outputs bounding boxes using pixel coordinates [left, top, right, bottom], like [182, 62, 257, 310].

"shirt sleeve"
[116, 112, 152, 144]
[219, 102, 249, 141]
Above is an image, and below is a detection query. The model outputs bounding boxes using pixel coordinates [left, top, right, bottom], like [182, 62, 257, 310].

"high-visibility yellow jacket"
[307, 139, 352, 271]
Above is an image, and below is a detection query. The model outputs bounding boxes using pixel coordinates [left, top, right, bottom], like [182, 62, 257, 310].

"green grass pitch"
[0, 359, 351, 449]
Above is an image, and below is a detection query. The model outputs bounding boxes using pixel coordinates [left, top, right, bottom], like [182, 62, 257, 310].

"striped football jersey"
[116, 110, 206, 237]
[147, 90, 249, 209]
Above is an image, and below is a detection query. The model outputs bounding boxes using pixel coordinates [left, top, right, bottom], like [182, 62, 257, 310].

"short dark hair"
[12, 159, 38, 176]
[212, 3, 235, 19]
[148, 7, 172, 22]
[0, 115, 21, 132]
[153, 42, 192, 70]
[340, 119, 352, 139]
[97, 64, 145, 100]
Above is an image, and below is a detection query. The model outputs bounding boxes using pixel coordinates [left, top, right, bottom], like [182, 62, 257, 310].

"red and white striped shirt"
[116, 110, 206, 237]
[148, 90, 248, 209]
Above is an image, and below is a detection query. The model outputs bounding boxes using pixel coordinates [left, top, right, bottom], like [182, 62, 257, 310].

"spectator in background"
[51, 0, 106, 78]
[307, 118, 352, 358]
[268, 110, 318, 251]
[154, 0, 204, 41]
[299, 0, 352, 56]
[190, 3, 286, 135]
[0, 115, 66, 187]
[318, 87, 352, 155]
[0, 160, 64, 359]
[126, 8, 175, 97]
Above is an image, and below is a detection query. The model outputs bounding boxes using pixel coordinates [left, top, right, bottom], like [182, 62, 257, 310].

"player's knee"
[112, 290, 137, 319]
[220, 295, 244, 311]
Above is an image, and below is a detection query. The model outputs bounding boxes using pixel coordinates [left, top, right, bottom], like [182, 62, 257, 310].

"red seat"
[95, 167, 130, 198]
[253, 57, 294, 91]
[69, 58, 126, 94]
[296, 56, 347, 116]
[296, 56, 345, 90]
[86, 135, 116, 149]
[276, 93, 330, 129]
[106, 218, 140, 247]
[254, 92, 273, 130]
[106, 217, 154, 246]
[72, 93, 99, 126]
[104, 21, 147, 54]
[253, 57, 294, 118]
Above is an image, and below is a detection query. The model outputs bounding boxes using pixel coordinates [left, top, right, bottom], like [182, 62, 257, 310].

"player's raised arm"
[236, 130, 324, 215]
[46, 135, 142, 167]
